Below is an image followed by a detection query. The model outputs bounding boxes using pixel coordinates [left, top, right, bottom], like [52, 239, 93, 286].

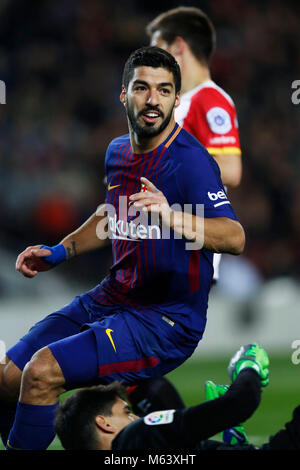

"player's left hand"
[129, 177, 172, 226]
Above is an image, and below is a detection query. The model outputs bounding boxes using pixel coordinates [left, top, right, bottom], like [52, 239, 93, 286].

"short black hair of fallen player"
[54, 382, 127, 450]
[146, 6, 216, 65]
[122, 46, 181, 94]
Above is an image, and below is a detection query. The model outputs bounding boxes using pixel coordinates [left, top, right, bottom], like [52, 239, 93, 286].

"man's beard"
[126, 100, 174, 138]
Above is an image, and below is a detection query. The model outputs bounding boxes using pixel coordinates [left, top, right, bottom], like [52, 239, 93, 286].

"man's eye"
[161, 88, 170, 95]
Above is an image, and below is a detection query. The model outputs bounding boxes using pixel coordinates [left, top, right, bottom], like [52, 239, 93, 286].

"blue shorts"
[7, 294, 193, 387]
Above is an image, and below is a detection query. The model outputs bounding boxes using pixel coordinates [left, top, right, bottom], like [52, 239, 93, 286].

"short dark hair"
[146, 7, 216, 64]
[122, 46, 181, 94]
[54, 382, 127, 450]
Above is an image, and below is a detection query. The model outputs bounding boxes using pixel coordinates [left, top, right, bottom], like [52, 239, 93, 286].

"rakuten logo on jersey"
[95, 196, 205, 250]
[108, 214, 161, 241]
[95, 198, 161, 242]
[208, 190, 230, 208]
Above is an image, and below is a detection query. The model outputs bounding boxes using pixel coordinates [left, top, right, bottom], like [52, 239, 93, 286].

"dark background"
[0, 0, 299, 289]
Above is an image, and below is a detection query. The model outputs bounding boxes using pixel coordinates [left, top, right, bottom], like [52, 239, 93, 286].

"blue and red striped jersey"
[87, 123, 238, 340]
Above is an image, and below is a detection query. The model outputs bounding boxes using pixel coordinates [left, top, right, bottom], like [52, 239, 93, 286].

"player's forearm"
[169, 212, 245, 255]
[60, 208, 109, 259]
[182, 369, 261, 444]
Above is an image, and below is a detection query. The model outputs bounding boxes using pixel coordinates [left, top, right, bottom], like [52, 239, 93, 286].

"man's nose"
[146, 89, 159, 106]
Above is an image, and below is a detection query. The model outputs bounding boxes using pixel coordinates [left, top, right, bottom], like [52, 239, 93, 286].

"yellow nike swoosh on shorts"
[108, 183, 121, 191]
[105, 328, 117, 353]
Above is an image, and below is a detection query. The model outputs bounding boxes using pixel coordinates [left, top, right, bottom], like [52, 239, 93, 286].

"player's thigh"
[47, 313, 150, 389]
[47, 328, 99, 389]
[6, 295, 91, 373]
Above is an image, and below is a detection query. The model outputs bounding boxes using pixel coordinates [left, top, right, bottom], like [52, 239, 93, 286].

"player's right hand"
[228, 343, 270, 387]
[16, 245, 53, 278]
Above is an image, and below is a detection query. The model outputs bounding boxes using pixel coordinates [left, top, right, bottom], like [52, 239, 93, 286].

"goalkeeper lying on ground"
[54, 344, 300, 450]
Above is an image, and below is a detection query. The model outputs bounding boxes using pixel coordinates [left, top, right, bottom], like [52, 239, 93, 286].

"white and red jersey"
[175, 80, 241, 280]
[175, 79, 241, 157]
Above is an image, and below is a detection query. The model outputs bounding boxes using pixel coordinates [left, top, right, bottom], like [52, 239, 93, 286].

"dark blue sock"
[6, 401, 58, 450]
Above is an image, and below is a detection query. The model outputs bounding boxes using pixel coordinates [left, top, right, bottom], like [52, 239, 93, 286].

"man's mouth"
[141, 110, 162, 124]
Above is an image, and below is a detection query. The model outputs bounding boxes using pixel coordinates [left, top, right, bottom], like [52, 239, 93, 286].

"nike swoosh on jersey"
[105, 328, 117, 353]
[108, 183, 121, 191]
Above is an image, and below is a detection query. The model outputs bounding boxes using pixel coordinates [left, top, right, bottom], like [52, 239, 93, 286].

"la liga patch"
[144, 409, 175, 426]
[206, 106, 232, 134]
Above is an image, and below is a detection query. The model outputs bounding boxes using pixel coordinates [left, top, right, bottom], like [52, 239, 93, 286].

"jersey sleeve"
[104, 134, 130, 174]
[104, 140, 114, 174]
[182, 87, 241, 156]
[177, 145, 238, 220]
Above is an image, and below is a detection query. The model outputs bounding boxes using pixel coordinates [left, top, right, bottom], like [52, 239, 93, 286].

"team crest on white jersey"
[206, 106, 232, 134]
[144, 409, 175, 426]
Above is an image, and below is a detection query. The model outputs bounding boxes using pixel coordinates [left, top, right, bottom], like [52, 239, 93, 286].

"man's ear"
[169, 36, 185, 57]
[120, 86, 127, 107]
[95, 415, 116, 434]
[174, 92, 181, 109]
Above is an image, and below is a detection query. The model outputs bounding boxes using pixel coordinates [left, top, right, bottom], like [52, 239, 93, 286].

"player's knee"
[23, 347, 64, 395]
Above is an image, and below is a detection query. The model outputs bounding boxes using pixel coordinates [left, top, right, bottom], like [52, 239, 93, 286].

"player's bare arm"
[184, 216, 244, 255]
[212, 152, 242, 188]
[60, 206, 109, 258]
[130, 177, 245, 255]
[16, 207, 109, 278]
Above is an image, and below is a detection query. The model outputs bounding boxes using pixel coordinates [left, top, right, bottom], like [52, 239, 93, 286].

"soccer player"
[147, 6, 242, 280]
[54, 343, 300, 451]
[1, 46, 245, 450]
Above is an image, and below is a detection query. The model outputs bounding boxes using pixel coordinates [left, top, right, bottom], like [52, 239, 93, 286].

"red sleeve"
[182, 87, 241, 156]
